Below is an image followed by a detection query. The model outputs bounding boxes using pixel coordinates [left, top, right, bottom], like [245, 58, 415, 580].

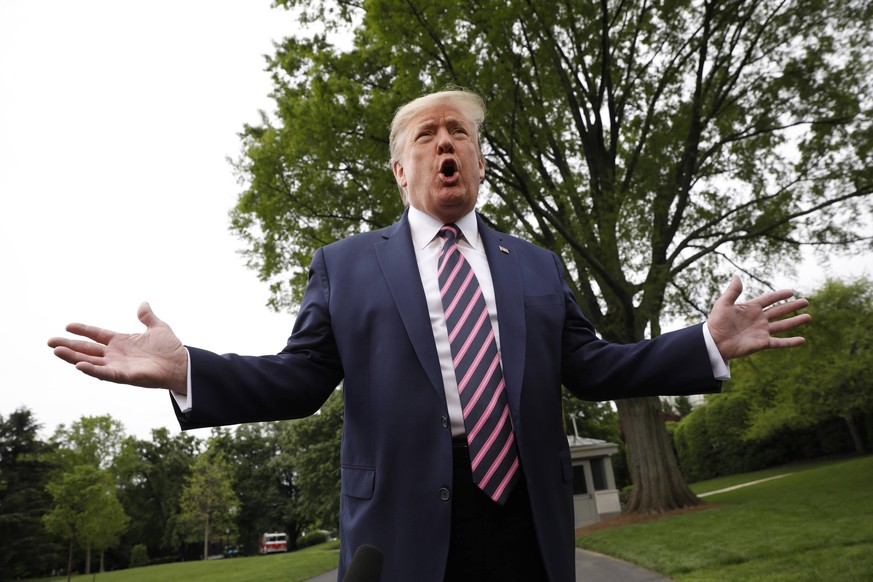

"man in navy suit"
[49, 89, 810, 581]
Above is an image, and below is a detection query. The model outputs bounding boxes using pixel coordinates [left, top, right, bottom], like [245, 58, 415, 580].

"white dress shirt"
[408, 206, 500, 437]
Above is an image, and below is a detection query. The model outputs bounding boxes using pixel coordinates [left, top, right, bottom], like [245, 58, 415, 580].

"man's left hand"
[708, 275, 811, 361]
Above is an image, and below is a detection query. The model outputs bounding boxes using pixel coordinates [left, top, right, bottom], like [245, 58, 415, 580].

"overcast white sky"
[1, 1, 870, 442]
[1, 1, 305, 440]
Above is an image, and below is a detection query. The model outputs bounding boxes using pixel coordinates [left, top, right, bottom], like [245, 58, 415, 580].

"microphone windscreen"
[342, 544, 384, 582]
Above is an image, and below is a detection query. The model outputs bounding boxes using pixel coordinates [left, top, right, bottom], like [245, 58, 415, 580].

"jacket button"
[441, 416, 449, 428]
[439, 487, 451, 501]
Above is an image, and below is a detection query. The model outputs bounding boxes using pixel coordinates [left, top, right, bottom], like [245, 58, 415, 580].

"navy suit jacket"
[174, 211, 720, 581]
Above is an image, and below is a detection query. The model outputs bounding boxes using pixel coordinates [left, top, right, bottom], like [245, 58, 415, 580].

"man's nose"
[437, 130, 455, 153]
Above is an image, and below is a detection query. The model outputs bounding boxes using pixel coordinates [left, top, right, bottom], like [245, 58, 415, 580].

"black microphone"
[342, 544, 384, 582]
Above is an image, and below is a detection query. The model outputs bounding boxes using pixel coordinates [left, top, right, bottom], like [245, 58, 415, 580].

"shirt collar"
[408, 205, 480, 250]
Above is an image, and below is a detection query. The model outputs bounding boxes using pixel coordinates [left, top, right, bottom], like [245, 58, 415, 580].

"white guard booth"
[567, 435, 622, 528]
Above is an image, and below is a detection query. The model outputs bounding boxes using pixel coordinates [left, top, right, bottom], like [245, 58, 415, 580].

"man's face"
[392, 104, 485, 224]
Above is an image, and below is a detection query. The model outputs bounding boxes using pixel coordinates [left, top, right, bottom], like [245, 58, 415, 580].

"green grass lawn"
[577, 455, 873, 581]
[34, 541, 340, 582]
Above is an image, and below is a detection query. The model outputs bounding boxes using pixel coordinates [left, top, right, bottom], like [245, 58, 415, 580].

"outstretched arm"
[707, 275, 811, 361]
[47, 302, 189, 394]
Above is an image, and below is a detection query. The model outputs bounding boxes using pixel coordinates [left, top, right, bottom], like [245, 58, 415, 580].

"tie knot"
[439, 223, 461, 244]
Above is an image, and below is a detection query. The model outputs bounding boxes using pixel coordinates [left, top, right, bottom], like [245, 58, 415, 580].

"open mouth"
[440, 159, 457, 178]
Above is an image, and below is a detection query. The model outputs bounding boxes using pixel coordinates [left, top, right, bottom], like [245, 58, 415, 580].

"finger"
[49, 338, 107, 357]
[769, 313, 812, 335]
[52, 345, 106, 367]
[750, 288, 797, 310]
[47, 336, 70, 349]
[768, 336, 806, 349]
[74, 361, 123, 383]
[719, 274, 743, 305]
[64, 322, 120, 345]
[764, 298, 810, 320]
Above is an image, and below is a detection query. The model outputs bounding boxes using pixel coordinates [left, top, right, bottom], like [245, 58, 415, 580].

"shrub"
[296, 530, 330, 548]
[129, 544, 149, 568]
[674, 392, 861, 482]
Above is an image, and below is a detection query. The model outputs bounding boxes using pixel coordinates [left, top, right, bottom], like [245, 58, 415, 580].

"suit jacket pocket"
[342, 465, 375, 500]
[524, 293, 562, 307]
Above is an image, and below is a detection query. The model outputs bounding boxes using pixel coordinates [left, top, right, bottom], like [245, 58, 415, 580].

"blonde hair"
[389, 89, 486, 202]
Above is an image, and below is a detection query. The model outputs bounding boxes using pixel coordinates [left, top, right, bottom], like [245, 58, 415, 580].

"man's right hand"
[48, 302, 189, 395]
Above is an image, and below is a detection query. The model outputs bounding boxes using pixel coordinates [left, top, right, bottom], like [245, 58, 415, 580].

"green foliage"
[178, 443, 239, 560]
[673, 396, 694, 418]
[129, 543, 149, 568]
[673, 390, 857, 481]
[739, 278, 873, 446]
[673, 278, 873, 480]
[236, 0, 871, 339]
[50, 415, 126, 471]
[276, 389, 343, 532]
[296, 530, 329, 548]
[42, 464, 130, 577]
[44, 415, 131, 575]
[0, 408, 62, 579]
[209, 422, 303, 554]
[577, 456, 873, 581]
[1, 407, 350, 574]
[115, 428, 201, 562]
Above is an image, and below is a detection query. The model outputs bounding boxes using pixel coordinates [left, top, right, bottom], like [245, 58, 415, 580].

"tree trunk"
[616, 397, 701, 513]
[843, 414, 866, 454]
[203, 517, 210, 560]
[66, 538, 74, 582]
[84, 542, 91, 575]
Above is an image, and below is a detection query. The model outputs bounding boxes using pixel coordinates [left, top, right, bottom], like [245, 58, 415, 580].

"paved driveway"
[304, 548, 672, 581]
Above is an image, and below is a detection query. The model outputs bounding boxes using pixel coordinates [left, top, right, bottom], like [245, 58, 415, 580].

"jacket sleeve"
[173, 248, 344, 430]
[558, 263, 721, 400]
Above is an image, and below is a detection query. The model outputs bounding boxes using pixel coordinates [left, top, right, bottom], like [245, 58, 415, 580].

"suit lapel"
[375, 213, 445, 396]
[477, 215, 526, 415]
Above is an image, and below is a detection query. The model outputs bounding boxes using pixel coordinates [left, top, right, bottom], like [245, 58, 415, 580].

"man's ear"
[478, 155, 486, 182]
[392, 160, 407, 188]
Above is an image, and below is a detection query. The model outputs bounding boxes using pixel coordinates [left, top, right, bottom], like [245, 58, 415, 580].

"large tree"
[231, 0, 872, 512]
[178, 442, 239, 560]
[210, 423, 303, 554]
[43, 465, 129, 581]
[0, 409, 61, 580]
[115, 427, 200, 561]
[47, 415, 129, 573]
[277, 388, 344, 534]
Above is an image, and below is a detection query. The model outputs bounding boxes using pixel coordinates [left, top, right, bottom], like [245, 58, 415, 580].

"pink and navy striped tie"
[438, 223, 520, 505]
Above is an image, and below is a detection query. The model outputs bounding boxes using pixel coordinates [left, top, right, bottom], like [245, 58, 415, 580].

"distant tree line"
[0, 390, 342, 580]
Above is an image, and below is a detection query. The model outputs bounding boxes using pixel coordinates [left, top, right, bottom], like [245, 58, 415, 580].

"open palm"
[48, 302, 189, 393]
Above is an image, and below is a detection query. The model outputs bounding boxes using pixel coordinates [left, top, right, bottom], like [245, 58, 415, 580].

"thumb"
[136, 302, 161, 328]
[719, 274, 743, 306]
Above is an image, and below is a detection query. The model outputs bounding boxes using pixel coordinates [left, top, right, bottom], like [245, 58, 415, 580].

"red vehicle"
[259, 532, 288, 555]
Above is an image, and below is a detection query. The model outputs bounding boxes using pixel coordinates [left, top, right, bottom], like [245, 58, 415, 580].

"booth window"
[591, 458, 608, 491]
[572, 465, 588, 495]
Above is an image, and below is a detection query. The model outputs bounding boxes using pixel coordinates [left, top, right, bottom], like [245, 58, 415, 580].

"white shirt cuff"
[170, 347, 193, 413]
[703, 322, 731, 380]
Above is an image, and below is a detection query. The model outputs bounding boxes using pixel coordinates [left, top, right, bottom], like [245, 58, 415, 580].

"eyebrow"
[412, 116, 470, 133]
